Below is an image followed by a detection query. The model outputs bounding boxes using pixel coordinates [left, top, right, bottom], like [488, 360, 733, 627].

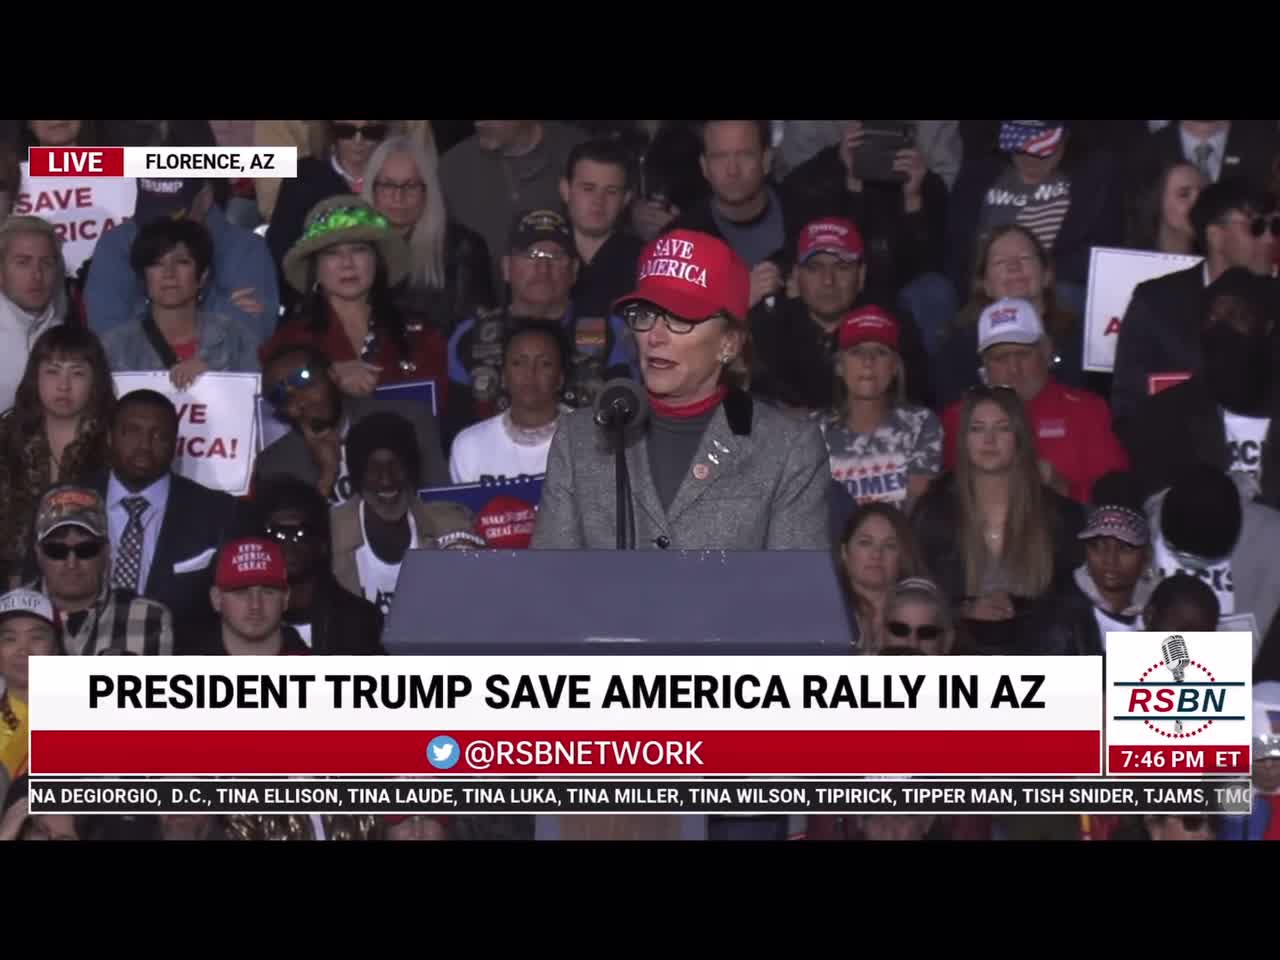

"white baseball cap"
[0, 589, 55, 627]
[977, 298, 1045, 355]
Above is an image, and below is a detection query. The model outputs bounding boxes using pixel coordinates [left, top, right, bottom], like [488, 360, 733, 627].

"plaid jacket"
[27, 578, 175, 657]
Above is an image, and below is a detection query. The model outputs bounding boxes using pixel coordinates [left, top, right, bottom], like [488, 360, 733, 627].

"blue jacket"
[85, 206, 280, 343]
[101, 309, 261, 374]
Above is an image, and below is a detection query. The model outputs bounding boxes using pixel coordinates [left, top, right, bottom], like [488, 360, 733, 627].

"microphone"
[594, 378, 649, 430]
[1161, 635, 1190, 683]
[1161, 634, 1191, 734]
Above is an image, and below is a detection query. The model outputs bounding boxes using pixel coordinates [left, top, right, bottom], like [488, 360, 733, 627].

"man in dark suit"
[1111, 178, 1278, 443]
[253, 343, 449, 504]
[248, 476, 384, 654]
[1134, 120, 1279, 189]
[89, 390, 249, 640]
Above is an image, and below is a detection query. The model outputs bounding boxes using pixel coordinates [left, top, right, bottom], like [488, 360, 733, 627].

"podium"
[383, 549, 851, 655]
[383, 549, 851, 840]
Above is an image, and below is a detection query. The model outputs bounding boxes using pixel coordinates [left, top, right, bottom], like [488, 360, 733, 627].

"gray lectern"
[383, 548, 850, 841]
[382, 549, 851, 655]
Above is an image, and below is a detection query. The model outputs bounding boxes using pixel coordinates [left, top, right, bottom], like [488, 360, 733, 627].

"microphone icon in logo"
[1161, 634, 1190, 734]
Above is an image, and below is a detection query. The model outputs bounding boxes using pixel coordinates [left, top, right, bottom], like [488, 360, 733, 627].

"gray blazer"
[253, 394, 449, 493]
[532, 390, 831, 550]
[102, 309, 261, 374]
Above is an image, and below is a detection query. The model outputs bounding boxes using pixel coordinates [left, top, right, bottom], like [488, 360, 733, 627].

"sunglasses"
[886, 621, 943, 641]
[1226, 214, 1280, 238]
[266, 524, 316, 545]
[331, 122, 389, 142]
[266, 366, 321, 408]
[41, 540, 105, 561]
[622, 302, 701, 336]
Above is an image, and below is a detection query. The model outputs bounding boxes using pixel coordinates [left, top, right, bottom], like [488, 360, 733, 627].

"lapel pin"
[692, 463, 711, 480]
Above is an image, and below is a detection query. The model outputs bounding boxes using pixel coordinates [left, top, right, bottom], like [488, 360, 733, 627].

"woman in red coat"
[262, 195, 449, 414]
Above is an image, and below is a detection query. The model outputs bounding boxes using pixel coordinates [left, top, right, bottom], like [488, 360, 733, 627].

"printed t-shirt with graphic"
[823, 405, 942, 508]
[978, 167, 1072, 253]
[1223, 409, 1268, 500]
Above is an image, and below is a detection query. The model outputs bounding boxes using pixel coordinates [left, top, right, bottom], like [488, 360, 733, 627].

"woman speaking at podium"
[529, 229, 829, 842]
[531, 229, 830, 552]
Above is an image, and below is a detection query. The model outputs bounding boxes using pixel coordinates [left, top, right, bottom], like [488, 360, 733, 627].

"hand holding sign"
[170, 356, 209, 390]
[113, 371, 260, 495]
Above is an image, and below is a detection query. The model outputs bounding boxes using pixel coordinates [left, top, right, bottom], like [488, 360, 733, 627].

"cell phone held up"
[852, 121, 915, 185]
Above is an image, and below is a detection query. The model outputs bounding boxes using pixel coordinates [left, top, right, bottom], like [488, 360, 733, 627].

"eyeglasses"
[373, 179, 426, 199]
[266, 524, 316, 545]
[332, 122, 389, 143]
[1224, 214, 1280, 238]
[265, 366, 321, 408]
[886, 621, 944, 641]
[622, 302, 701, 335]
[41, 539, 105, 561]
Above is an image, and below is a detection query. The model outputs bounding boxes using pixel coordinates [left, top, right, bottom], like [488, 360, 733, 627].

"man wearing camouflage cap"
[25, 485, 174, 656]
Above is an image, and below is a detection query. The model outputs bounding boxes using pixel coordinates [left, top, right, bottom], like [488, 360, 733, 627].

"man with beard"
[253, 476, 384, 653]
[748, 216, 935, 413]
[1127, 268, 1280, 506]
[0, 217, 67, 413]
[254, 344, 448, 504]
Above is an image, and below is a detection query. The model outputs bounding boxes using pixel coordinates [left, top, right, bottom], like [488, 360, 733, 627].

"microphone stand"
[613, 417, 635, 550]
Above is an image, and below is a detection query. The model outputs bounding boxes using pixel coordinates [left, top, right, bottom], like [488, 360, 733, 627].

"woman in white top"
[449, 320, 570, 483]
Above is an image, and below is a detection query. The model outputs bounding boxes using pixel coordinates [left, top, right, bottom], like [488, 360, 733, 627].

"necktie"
[112, 496, 149, 593]
[1193, 142, 1214, 181]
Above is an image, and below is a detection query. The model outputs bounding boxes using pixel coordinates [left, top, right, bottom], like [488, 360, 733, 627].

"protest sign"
[420, 475, 544, 548]
[113, 371, 260, 495]
[14, 163, 137, 275]
[1083, 247, 1201, 373]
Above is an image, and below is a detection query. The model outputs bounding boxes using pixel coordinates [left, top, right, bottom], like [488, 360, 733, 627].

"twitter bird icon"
[427, 735, 461, 770]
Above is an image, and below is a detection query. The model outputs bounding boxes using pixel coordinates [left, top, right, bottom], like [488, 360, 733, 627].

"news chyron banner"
[28, 146, 297, 181]
[29, 656, 1103, 779]
[1105, 631, 1253, 776]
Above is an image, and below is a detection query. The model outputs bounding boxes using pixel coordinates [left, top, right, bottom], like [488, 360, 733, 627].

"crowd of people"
[2, 119, 1279, 842]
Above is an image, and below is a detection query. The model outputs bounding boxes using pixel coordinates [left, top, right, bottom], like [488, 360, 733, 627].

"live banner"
[113, 371, 260, 496]
[419, 475, 544, 548]
[1083, 247, 1201, 373]
[256, 379, 438, 452]
[14, 163, 137, 275]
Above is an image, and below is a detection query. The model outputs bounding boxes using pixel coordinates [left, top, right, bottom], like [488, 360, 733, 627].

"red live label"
[28, 147, 125, 177]
[1109, 745, 1249, 774]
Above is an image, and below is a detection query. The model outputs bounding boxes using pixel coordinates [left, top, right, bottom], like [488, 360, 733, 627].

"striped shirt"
[27, 578, 175, 656]
[980, 168, 1072, 254]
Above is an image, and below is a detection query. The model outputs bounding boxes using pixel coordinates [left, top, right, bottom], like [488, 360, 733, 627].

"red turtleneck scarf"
[648, 386, 728, 420]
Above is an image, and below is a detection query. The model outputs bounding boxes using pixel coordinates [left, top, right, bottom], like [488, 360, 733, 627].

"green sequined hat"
[282, 194, 409, 293]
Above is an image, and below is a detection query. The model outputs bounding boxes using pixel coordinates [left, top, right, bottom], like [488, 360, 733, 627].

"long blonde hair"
[361, 135, 447, 291]
[954, 386, 1053, 598]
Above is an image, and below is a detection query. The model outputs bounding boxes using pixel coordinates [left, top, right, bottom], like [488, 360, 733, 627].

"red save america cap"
[797, 216, 864, 263]
[613, 229, 750, 323]
[838, 306, 900, 350]
[215, 538, 288, 591]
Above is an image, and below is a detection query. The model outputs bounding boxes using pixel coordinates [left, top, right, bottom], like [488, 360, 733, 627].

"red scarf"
[648, 386, 727, 420]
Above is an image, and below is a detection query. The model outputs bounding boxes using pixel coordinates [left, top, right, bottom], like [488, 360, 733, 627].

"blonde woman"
[362, 135, 493, 328]
[911, 384, 1084, 653]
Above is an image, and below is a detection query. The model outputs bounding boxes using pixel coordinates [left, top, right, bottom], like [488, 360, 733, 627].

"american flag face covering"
[998, 121, 1065, 158]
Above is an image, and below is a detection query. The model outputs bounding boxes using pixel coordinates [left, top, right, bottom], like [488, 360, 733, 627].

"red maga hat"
[614, 229, 749, 323]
